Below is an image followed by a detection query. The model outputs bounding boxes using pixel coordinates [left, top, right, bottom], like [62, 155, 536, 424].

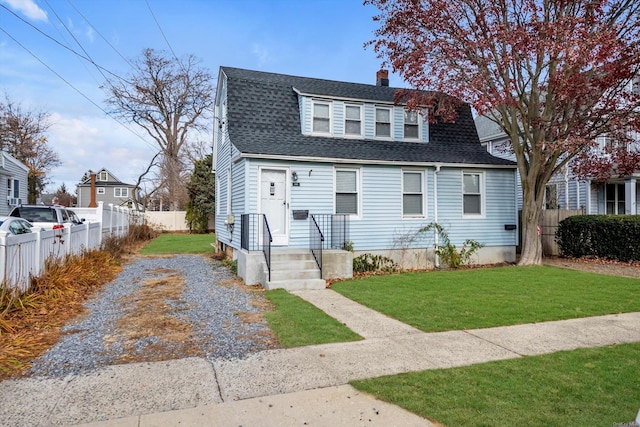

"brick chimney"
[88, 172, 97, 208]
[376, 69, 389, 86]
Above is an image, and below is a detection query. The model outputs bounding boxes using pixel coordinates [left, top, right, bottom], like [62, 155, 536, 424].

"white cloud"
[3, 0, 48, 22]
[46, 112, 157, 192]
[251, 44, 274, 67]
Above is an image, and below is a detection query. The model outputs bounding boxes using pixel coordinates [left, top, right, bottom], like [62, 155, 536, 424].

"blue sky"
[0, 0, 396, 194]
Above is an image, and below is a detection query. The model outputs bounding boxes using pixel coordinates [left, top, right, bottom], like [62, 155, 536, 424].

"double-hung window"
[404, 109, 420, 139]
[114, 187, 129, 198]
[98, 171, 108, 181]
[335, 168, 359, 216]
[403, 171, 424, 217]
[463, 172, 483, 216]
[313, 101, 331, 134]
[375, 107, 391, 138]
[97, 187, 106, 195]
[344, 104, 362, 136]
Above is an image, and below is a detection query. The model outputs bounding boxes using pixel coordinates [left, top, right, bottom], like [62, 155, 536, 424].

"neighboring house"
[76, 168, 138, 208]
[214, 67, 517, 289]
[0, 152, 28, 216]
[475, 116, 639, 216]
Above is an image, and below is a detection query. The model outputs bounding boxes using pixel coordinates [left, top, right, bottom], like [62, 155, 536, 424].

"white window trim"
[374, 106, 393, 139]
[312, 100, 332, 135]
[98, 171, 108, 181]
[402, 169, 426, 219]
[462, 171, 486, 218]
[97, 187, 106, 195]
[114, 187, 129, 198]
[344, 103, 363, 138]
[334, 166, 362, 220]
[403, 108, 423, 141]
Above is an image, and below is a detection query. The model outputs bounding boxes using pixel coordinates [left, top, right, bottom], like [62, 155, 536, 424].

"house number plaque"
[270, 182, 275, 196]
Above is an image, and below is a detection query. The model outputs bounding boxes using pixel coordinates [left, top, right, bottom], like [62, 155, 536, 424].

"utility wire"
[0, 25, 158, 154]
[43, 0, 108, 87]
[66, 0, 134, 68]
[0, 3, 127, 83]
[144, 0, 186, 71]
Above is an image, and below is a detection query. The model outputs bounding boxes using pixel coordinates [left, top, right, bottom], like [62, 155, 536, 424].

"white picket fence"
[0, 202, 138, 292]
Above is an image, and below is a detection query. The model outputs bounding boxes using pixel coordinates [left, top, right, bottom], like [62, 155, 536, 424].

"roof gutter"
[236, 153, 517, 169]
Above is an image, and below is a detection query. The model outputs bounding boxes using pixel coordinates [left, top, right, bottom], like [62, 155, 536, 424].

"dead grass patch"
[0, 251, 122, 379]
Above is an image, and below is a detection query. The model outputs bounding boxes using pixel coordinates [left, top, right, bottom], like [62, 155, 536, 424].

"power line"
[144, 0, 184, 67]
[0, 3, 127, 83]
[66, 0, 134, 69]
[0, 25, 158, 155]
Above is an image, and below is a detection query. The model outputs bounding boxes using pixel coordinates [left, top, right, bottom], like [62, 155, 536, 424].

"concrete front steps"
[263, 249, 326, 291]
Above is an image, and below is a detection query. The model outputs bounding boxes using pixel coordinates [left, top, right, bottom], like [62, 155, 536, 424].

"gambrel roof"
[221, 67, 515, 167]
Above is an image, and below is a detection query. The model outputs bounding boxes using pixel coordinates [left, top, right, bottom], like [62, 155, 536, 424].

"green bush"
[556, 215, 640, 261]
[353, 253, 398, 273]
[419, 222, 484, 269]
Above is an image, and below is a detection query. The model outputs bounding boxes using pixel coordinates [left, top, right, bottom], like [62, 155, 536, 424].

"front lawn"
[264, 290, 362, 347]
[139, 233, 215, 255]
[332, 266, 640, 332]
[352, 343, 640, 426]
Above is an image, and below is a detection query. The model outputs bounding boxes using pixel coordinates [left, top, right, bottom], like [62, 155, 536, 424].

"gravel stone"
[28, 255, 275, 378]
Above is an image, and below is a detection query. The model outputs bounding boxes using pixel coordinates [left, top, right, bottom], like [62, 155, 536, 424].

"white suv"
[9, 205, 84, 230]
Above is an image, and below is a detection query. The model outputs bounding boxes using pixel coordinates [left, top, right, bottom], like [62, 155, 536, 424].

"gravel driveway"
[28, 254, 279, 378]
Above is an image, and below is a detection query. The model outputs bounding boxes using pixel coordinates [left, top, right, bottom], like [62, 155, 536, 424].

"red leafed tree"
[367, 0, 640, 265]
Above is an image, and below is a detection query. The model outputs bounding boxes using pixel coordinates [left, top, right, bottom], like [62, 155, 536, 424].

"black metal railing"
[262, 214, 272, 282]
[310, 214, 350, 249]
[309, 214, 325, 276]
[240, 213, 273, 281]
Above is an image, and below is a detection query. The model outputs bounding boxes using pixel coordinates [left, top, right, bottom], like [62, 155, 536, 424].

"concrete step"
[271, 259, 318, 270]
[268, 269, 321, 281]
[270, 250, 315, 262]
[264, 278, 326, 291]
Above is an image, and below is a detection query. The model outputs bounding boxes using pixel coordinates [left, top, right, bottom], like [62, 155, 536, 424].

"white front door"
[260, 168, 288, 246]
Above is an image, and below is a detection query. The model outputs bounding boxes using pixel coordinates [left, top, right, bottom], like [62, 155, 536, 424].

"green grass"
[332, 266, 640, 332]
[352, 343, 640, 426]
[264, 289, 362, 347]
[139, 233, 216, 254]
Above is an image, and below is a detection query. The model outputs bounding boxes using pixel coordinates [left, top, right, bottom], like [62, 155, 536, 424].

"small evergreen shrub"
[557, 215, 640, 261]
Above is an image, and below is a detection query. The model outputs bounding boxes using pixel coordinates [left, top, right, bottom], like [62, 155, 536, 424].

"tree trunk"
[518, 185, 543, 265]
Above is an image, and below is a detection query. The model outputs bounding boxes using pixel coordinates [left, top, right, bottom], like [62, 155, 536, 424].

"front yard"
[264, 265, 640, 426]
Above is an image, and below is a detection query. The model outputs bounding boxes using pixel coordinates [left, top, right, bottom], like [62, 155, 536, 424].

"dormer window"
[344, 104, 362, 136]
[375, 107, 391, 138]
[404, 110, 420, 140]
[313, 101, 331, 134]
[98, 171, 108, 181]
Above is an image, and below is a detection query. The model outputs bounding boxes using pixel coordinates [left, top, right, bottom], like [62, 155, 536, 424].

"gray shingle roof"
[221, 67, 515, 166]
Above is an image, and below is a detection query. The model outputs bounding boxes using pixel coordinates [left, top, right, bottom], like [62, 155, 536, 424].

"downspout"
[586, 179, 592, 214]
[564, 168, 569, 209]
[433, 164, 441, 268]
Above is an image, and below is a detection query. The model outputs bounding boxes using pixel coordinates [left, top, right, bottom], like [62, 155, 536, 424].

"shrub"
[557, 215, 640, 261]
[353, 253, 398, 273]
[419, 222, 484, 269]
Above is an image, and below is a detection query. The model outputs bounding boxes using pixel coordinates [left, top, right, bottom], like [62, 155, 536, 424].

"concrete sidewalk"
[2, 289, 640, 426]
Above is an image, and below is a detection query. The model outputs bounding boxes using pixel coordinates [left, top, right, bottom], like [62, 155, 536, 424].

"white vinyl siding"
[344, 104, 362, 136]
[312, 101, 331, 134]
[335, 168, 360, 216]
[463, 172, 484, 216]
[375, 107, 391, 138]
[402, 170, 424, 217]
[404, 109, 420, 140]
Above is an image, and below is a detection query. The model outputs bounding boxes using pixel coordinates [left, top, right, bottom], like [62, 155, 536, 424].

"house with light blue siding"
[214, 67, 518, 289]
[0, 152, 28, 216]
[475, 115, 639, 216]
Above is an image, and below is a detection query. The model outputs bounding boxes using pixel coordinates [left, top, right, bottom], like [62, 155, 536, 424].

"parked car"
[0, 216, 34, 235]
[9, 205, 84, 230]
